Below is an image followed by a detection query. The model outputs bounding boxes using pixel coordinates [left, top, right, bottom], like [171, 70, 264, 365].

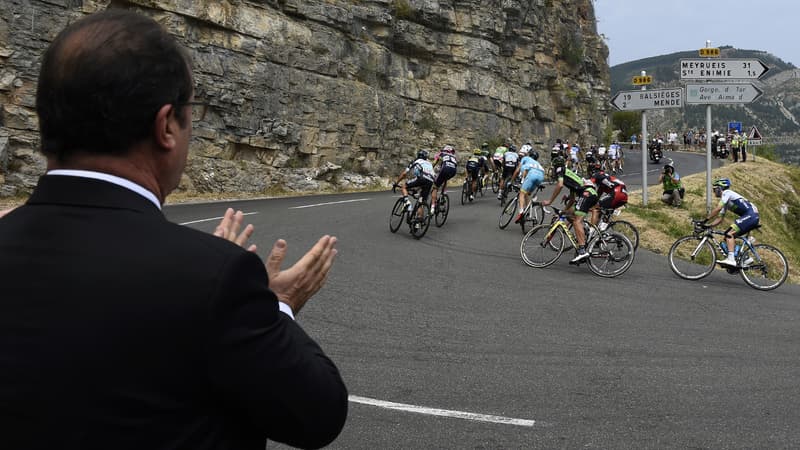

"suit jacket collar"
[27, 175, 164, 216]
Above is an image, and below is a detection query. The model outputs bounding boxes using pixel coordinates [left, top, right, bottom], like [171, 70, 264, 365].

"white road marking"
[289, 198, 370, 209]
[348, 395, 536, 427]
[179, 212, 258, 226]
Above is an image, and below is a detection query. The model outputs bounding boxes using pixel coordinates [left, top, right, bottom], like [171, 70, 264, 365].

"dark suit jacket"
[0, 175, 347, 449]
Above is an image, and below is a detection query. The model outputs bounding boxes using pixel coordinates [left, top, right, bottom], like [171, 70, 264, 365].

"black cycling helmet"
[531, 150, 539, 161]
[481, 142, 489, 149]
[417, 149, 429, 160]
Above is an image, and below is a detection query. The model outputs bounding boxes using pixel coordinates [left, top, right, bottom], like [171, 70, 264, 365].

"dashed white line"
[289, 198, 370, 209]
[348, 395, 536, 427]
[179, 212, 259, 226]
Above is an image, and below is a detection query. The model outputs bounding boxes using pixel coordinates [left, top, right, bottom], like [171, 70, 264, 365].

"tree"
[612, 111, 641, 141]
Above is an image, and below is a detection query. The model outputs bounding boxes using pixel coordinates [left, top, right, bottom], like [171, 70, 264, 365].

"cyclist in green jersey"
[542, 156, 599, 263]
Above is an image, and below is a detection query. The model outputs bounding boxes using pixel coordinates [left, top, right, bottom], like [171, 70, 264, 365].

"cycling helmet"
[442, 144, 455, 154]
[551, 155, 566, 168]
[473, 148, 482, 155]
[531, 150, 539, 161]
[509, 144, 517, 152]
[585, 153, 596, 164]
[519, 147, 529, 156]
[481, 142, 489, 149]
[713, 178, 731, 190]
[417, 149, 429, 160]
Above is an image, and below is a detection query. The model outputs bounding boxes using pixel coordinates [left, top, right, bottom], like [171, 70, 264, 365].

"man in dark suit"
[0, 9, 347, 449]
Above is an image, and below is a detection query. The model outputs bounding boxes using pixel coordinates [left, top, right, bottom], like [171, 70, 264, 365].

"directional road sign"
[680, 59, 769, 80]
[685, 83, 763, 104]
[610, 88, 683, 111]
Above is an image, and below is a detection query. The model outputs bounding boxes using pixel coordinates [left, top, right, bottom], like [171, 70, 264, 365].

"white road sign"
[610, 88, 683, 111]
[685, 83, 763, 104]
[680, 59, 769, 80]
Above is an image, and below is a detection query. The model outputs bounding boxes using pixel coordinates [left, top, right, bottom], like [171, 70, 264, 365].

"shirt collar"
[46, 169, 162, 210]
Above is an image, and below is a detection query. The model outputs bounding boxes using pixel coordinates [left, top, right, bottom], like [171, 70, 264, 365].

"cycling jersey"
[518, 156, 535, 173]
[719, 189, 758, 216]
[493, 147, 507, 161]
[592, 171, 627, 208]
[520, 159, 545, 194]
[607, 145, 618, 160]
[465, 155, 482, 178]
[405, 158, 435, 182]
[502, 151, 519, 168]
[558, 168, 584, 193]
[434, 152, 458, 170]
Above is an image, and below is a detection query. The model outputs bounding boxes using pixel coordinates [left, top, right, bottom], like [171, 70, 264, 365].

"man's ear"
[153, 104, 178, 151]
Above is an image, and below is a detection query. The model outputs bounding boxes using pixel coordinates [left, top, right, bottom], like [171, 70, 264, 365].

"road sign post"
[681, 41, 770, 209]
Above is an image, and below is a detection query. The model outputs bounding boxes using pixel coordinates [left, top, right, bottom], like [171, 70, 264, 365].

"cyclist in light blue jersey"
[511, 148, 545, 223]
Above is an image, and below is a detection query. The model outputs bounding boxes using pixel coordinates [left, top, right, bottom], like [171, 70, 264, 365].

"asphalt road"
[164, 149, 799, 449]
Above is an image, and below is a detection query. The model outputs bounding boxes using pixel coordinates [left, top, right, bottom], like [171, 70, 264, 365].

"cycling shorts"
[732, 212, 760, 235]
[465, 160, 481, 179]
[598, 185, 628, 209]
[406, 177, 433, 202]
[521, 170, 544, 194]
[502, 165, 516, 180]
[433, 165, 456, 188]
[574, 190, 598, 217]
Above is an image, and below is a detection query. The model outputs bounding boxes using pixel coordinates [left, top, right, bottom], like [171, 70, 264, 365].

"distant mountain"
[610, 47, 800, 140]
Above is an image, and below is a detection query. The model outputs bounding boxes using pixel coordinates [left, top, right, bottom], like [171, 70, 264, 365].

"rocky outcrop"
[0, 0, 610, 196]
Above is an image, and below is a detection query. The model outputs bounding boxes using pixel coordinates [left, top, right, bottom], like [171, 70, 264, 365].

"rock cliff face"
[0, 0, 609, 196]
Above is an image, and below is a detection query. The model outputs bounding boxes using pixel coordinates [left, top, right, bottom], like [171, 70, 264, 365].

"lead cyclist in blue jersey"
[704, 178, 760, 268]
[511, 148, 545, 224]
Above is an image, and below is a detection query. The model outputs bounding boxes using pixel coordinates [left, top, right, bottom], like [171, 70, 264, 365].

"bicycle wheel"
[668, 236, 716, 280]
[608, 220, 639, 250]
[491, 172, 500, 193]
[587, 231, 635, 278]
[434, 194, 449, 227]
[499, 197, 517, 229]
[410, 203, 430, 239]
[521, 224, 565, 268]
[389, 198, 406, 233]
[461, 181, 468, 205]
[522, 202, 544, 233]
[739, 244, 788, 291]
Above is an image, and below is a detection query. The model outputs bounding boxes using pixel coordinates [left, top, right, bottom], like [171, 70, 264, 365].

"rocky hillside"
[0, 0, 609, 197]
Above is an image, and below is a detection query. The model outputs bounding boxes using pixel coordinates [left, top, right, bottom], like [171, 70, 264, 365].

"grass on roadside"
[618, 158, 800, 285]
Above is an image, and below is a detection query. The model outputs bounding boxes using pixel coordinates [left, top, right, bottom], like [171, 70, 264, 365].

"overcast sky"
[594, 0, 798, 68]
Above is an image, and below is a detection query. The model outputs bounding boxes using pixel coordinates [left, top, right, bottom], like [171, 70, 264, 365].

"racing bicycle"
[389, 184, 431, 239]
[520, 207, 635, 278]
[432, 188, 450, 227]
[668, 219, 788, 291]
[499, 184, 546, 233]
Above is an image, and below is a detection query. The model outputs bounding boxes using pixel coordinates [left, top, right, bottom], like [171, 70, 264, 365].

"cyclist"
[497, 145, 520, 200]
[658, 159, 684, 207]
[394, 150, 435, 226]
[465, 149, 489, 201]
[587, 160, 628, 227]
[520, 141, 533, 156]
[704, 178, 761, 268]
[512, 148, 545, 224]
[430, 144, 458, 213]
[568, 142, 582, 172]
[607, 141, 619, 173]
[492, 144, 507, 174]
[479, 143, 493, 188]
[542, 156, 598, 263]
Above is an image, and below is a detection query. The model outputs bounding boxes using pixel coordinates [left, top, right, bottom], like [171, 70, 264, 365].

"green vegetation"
[621, 159, 800, 284]
[611, 111, 641, 142]
[393, 0, 416, 20]
[559, 32, 584, 68]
